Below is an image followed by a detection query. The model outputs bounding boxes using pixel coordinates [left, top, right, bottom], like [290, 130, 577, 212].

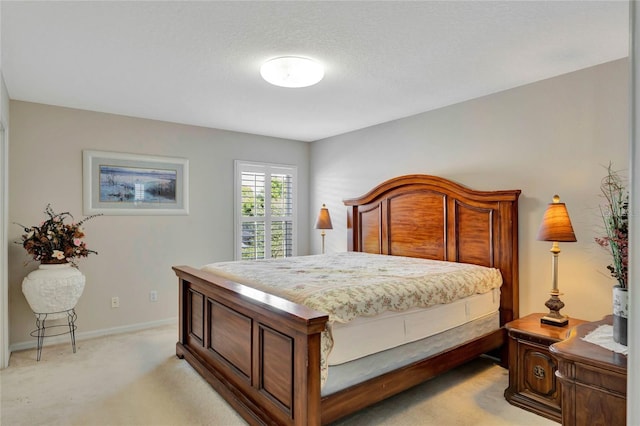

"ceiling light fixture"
[260, 56, 324, 88]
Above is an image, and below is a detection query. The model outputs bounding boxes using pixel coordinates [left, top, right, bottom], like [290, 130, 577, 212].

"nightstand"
[504, 313, 588, 423]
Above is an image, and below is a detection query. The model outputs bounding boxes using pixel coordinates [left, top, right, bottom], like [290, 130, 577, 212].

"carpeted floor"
[1, 324, 556, 425]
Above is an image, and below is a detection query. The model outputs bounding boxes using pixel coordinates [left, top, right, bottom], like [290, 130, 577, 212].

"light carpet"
[1, 324, 556, 426]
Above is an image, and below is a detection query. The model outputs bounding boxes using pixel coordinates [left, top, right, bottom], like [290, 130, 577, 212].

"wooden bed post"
[176, 275, 185, 358]
[346, 207, 355, 252]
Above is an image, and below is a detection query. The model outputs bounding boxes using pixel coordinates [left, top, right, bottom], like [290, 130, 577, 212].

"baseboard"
[9, 317, 178, 352]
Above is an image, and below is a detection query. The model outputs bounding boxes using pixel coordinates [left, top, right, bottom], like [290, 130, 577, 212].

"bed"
[173, 174, 521, 425]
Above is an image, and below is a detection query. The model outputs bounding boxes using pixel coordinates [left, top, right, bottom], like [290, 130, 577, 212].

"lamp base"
[542, 291, 568, 327]
[540, 315, 569, 327]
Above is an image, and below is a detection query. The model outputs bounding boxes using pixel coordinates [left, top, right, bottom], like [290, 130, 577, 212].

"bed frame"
[173, 174, 520, 425]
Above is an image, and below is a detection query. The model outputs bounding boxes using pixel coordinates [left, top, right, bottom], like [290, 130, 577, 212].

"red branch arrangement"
[594, 164, 628, 289]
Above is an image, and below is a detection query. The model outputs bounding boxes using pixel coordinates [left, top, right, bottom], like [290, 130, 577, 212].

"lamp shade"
[315, 204, 333, 230]
[536, 195, 577, 242]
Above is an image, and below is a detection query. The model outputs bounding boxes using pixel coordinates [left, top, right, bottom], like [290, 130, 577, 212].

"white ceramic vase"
[22, 263, 86, 319]
[612, 285, 628, 346]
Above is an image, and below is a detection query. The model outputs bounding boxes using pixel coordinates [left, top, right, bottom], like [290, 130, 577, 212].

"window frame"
[234, 160, 298, 260]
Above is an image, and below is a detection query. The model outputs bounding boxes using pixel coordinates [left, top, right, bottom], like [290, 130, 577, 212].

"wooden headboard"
[343, 174, 521, 325]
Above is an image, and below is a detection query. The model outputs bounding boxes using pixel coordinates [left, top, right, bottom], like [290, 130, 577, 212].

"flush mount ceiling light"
[260, 56, 324, 88]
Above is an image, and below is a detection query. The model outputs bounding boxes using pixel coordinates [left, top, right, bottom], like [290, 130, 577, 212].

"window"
[235, 161, 297, 260]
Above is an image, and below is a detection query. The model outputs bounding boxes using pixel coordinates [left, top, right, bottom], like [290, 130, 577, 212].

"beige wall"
[8, 102, 310, 348]
[310, 59, 629, 322]
[7, 59, 629, 348]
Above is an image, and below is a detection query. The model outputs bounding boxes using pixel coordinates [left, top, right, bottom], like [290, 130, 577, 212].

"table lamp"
[536, 195, 577, 326]
[315, 204, 333, 254]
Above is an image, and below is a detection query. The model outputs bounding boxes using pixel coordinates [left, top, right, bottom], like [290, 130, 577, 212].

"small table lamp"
[536, 195, 577, 327]
[315, 204, 333, 254]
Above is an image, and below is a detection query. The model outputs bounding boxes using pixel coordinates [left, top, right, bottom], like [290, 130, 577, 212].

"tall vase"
[22, 263, 86, 320]
[612, 286, 628, 346]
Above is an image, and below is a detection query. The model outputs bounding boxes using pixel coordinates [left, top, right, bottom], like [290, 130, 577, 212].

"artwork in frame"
[83, 150, 189, 215]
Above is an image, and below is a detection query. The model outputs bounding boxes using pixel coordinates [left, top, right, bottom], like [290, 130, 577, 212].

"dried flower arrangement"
[594, 164, 628, 289]
[16, 204, 101, 267]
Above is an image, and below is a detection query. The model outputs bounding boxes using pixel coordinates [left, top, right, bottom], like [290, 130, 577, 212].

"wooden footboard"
[174, 266, 328, 426]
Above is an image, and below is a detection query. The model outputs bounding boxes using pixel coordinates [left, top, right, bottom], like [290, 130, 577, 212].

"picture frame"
[83, 150, 189, 215]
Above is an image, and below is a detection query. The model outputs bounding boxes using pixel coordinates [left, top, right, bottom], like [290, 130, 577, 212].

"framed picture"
[83, 150, 189, 215]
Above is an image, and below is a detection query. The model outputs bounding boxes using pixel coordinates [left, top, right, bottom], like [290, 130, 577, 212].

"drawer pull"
[533, 365, 546, 380]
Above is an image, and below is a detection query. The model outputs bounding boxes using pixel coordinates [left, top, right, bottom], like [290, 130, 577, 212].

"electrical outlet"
[111, 296, 120, 308]
[149, 291, 158, 302]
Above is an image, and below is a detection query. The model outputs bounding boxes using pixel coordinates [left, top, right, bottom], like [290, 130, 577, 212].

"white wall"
[310, 59, 629, 323]
[628, 2, 638, 423]
[0, 0, 7, 369]
[8, 102, 310, 348]
[1, 72, 10, 367]
[6, 59, 630, 361]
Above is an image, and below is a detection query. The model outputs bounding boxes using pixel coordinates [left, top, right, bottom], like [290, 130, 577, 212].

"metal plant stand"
[30, 308, 78, 361]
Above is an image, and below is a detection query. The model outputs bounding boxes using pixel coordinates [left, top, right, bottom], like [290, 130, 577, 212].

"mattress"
[329, 287, 500, 365]
[322, 311, 500, 396]
[201, 252, 503, 387]
[202, 252, 503, 325]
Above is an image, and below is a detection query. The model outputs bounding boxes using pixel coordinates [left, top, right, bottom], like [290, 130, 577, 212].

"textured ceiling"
[1, 1, 629, 142]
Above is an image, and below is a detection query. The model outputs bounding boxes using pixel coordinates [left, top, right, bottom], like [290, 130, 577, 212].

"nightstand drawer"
[517, 341, 559, 407]
[574, 363, 626, 395]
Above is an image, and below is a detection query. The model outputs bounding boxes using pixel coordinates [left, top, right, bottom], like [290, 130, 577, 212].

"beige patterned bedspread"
[202, 252, 502, 387]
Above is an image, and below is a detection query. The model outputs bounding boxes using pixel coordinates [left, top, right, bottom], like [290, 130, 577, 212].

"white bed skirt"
[322, 311, 500, 396]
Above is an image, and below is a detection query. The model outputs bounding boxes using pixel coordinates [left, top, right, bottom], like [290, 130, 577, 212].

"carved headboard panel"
[343, 174, 521, 325]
